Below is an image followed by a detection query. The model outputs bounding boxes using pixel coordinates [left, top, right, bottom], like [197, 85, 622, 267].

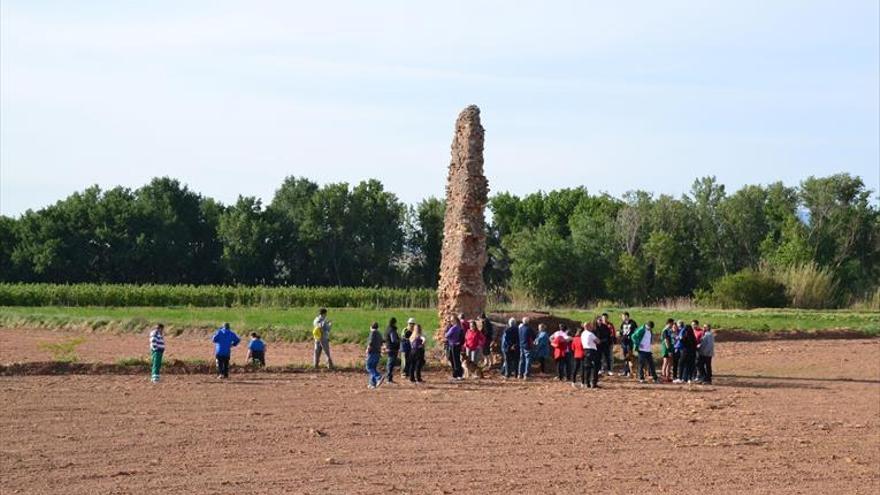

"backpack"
[312, 326, 323, 340]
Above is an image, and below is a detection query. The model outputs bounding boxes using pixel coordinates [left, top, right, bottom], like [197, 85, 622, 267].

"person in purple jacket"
[444, 315, 464, 381]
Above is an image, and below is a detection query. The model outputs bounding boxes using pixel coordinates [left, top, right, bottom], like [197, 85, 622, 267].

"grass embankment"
[0, 306, 440, 344]
[0, 306, 877, 345]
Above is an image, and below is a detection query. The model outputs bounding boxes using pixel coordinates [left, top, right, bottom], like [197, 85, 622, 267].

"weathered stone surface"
[437, 105, 489, 331]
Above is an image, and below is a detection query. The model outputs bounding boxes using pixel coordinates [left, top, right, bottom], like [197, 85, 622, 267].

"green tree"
[218, 196, 274, 284]
[404, 197, 445, 287]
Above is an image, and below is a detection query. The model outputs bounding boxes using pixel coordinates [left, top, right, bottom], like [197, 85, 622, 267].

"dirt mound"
[488, 311, 585, 331]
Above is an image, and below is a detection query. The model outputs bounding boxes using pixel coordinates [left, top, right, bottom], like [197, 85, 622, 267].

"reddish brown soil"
[1, 336, 879, 494]
[0, 327, 365, 367]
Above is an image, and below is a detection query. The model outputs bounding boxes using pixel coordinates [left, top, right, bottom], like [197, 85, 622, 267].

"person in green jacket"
[659, 318, 675, 382]
[631, 321, 659, 383]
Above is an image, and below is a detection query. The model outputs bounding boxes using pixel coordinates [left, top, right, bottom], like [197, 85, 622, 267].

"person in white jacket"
[580, 321, 601, 389]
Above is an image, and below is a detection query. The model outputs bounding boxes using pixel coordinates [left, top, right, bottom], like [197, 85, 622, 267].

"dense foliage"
[0, 173, 876, 308]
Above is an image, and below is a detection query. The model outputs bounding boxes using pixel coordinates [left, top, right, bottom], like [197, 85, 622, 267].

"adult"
[464, 320, 486, 379]
[501, 318, 519, 379]
[697, 324, 715, 384]
[366, 322, 384, 389]
[533, 324, 551, 374]
[671, 320, 683, 381]
[692, 320, 705, 382]
[384, 317, 400, 383]
[312, 308, 335, 369]
[595, 315, 614, 375]
[479, 313, 494, 367]
[408, 324, 426, 383]
[402, 317, 417, 379]
[444, 316, 464, 380]
[619, 312, 639, 377]
[631, 321, 659, 383]
[517, 317, 535, 380]
[212, 322, 240, 379]
[581, 320, 600, 389]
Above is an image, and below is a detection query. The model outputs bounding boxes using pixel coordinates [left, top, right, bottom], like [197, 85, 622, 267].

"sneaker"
[367, 384, 376, 389]
[607, 371, 615, 376]
[673, 379, 683, 384]
[376, 376, 385, 388]
[638, 379, 646, 384]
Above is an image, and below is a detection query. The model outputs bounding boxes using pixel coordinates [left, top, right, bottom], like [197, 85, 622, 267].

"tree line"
[0, 173, 876, 308]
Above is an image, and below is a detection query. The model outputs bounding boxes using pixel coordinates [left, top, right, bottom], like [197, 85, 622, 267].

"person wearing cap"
[501, 317, 519, 379]
[401, 317, 417, 380]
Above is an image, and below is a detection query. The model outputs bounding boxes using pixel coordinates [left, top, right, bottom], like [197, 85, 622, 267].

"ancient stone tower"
[437, 105, 489, 329]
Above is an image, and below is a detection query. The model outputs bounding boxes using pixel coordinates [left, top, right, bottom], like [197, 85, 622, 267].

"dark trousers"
[621, 345, 633, 375]
[216, 355, 230, 378]
[386, 351, 398, 381]
[402, 350, 412, 377]
[571, 357, 583, 383]
[503, 349, 519, 377]
[251, 350, 265, 367]
[447, 345, 463, 378]
[555, 357, 570, 380]
[699, 356, 713, 383]
[408, 349, 425, 382]
[599, 345, 612, 372]
[671, 351, 680, 380]
[637, 351, 658, 381]
[582, 349, 600, 387]
[679, 348, 696, 382]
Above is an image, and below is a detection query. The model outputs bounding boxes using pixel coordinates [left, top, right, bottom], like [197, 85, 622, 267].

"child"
[247, 332, 266, 367]
[212, 322, 240, 379]
[697, 324, 715, 384]
[463, 320, 486, 379]
[533, 324, 551, 374]
[619, 312, 638, 377]
[550, 324, 571, 381]
[366, 322, 384, 389]
[408, 324, 426, 383]
[570, 327, 584, 387]
[660, 319, 675, 382]
[581, 320, 600, 389]
[401, 328, 413, 380]
[149, 323, 165, 383]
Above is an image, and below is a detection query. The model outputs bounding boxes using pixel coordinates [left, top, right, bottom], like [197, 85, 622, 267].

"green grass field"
[1, 305, 877, 345]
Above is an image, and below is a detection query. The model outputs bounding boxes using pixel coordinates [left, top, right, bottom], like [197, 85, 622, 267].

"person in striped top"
[149, 324, 165, 383]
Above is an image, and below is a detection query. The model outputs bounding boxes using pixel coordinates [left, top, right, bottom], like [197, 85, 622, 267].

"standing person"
[517, 317, 535, 380]
[581, 320, 600, 389]
[212, 322, 240, 379]
[533, 324, 551, 374]
[501, 318, 519, 379]
[692, 320, 705, 382]
[312, 308, 334, 369]
[384, 318, 400, 384]
[401, 318, 417, 379]
[550, 324, 571, 381]
[697, 324, 715, 384]
[675, 322, 697, 384]
[408, 324, 426, 383]
[479, 313, 494, 367]
[366, 322, 384, 389]
[149, 323, 165, 383]
[570, 327, 585, 387]
[631, 321, 659, 383]
[660, 319, 676, 382]
[464, 320, 486, 379]
[444, 316, 464, 380]
[619, 312, 639, 377]
[671, 320, 683, 381]
[595, 315, 614, 376]
[246, 332, 266, 367]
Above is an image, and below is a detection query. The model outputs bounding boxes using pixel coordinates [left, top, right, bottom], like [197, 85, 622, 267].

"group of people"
[146, 308, 715, 390]
[494, 312, 715, 388]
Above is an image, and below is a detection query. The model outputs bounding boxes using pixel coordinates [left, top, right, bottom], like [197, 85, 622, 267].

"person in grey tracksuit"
[313, 308, 335, 369]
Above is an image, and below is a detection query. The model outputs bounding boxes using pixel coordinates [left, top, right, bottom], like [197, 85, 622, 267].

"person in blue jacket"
[501, 318, 519, 378]
[533, 324, 551, 374]
[213, 322, 240, 379]
[517, 317, 535, 380]
[247, 332, 266, 367]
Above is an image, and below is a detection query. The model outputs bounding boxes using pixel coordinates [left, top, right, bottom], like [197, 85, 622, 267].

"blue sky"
[1, 1, 878, 216]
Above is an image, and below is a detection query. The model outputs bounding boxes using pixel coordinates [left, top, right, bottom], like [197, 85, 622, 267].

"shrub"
[703, 269, 787, 309]
[38, 337, 86, 362]
[776, 262, 839, 309]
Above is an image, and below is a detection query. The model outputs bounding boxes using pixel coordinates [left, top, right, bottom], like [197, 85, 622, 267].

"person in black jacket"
[366, 322, 384, 389]
[595, 315, 613, 375]
[501, 318, 519, 378]
[384, 317, 400, 383]
[675, 323, 698, 383]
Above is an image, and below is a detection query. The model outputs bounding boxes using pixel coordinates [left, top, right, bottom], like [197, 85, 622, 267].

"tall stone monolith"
[437, 105, 489, 333]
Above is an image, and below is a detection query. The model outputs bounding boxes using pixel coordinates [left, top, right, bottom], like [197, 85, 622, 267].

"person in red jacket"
[463, 320, 486, 379]
[692, 320, 705, 381]
[550, 324, 571, 381]
[570, 327, 585, 387]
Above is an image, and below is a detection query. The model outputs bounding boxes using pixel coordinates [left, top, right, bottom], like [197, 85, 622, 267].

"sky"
[1, 0, 878, 216]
